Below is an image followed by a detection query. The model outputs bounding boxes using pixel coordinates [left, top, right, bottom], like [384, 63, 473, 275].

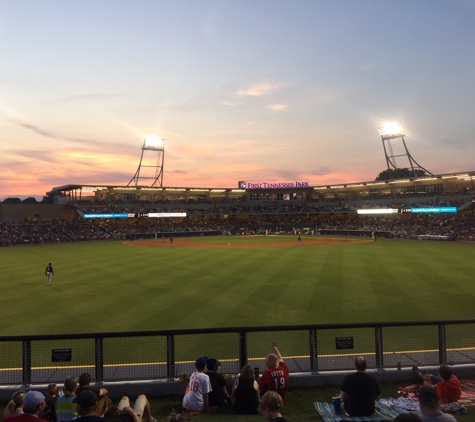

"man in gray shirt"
[419, 386, 456, 422]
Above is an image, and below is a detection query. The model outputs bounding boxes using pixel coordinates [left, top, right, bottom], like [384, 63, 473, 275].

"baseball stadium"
[1, 124, 475, 421]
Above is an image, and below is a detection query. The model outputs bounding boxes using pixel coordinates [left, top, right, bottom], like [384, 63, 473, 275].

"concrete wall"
[1, 364, 475, 401]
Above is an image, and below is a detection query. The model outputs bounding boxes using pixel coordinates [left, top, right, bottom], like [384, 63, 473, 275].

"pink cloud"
[267, 104, 288, 111]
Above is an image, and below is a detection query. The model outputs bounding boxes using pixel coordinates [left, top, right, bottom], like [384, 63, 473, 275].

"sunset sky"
[1, 0, 474, 200]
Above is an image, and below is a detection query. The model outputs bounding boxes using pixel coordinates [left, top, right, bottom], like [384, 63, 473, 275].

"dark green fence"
[1, 319, 474, 386]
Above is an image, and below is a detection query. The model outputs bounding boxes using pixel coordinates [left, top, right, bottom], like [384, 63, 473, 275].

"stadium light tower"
[128, 136, 165, 187]
[378, 122, 433, 179]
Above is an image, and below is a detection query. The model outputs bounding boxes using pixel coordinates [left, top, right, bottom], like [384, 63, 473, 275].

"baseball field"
[1, 235, 475, 337]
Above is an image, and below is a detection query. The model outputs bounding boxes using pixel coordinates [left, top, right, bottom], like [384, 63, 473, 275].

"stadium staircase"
[458, 199, 474, 211]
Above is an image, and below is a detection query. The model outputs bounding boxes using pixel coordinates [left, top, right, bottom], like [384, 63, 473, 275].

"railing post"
[438, 324, 447, 365]
[375, 327, 383, 370]
[22, 340, 31, 387]
[239, 332, 248, 370]
[167, 335, 175, 380]
[95, 337, 104, 384]
[309, 329, 318, 374]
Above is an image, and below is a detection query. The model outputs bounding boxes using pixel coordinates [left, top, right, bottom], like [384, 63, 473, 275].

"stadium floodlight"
[128, 136, 166, 187]
[378, 121, 433, 180]
[144, 136, 165, 150]
[378, 122, 405, 140]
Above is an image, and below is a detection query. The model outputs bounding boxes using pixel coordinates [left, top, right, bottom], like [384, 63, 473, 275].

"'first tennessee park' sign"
[239, 181, 309, 189]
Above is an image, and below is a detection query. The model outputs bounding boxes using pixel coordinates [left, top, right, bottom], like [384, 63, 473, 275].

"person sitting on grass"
[41, 383, 59, 422]
[420, 374, 442, 387]
[259, 391, 288, 422]
[413, 366, 462, 405]
[413, 365, 441, 387]
[259, 342, 289, 402]
[434, 366, 461, 405]
[116, 395, 156, 422]
[56, 376, 78, 422]
[3, 390, 25, 417]
[231, 365, 260, 415]
[418, 386, 456, 422]
[72, 390, 105, 422]
[339, 356, 381, 417]
[76, 373, 112, 417]
[205, 358, 230, 408]
[3, 391, 48, 422]
[181, 357, 212, 415]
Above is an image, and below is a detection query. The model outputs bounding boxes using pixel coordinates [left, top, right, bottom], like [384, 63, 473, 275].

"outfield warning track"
[123, 237, 372, 248]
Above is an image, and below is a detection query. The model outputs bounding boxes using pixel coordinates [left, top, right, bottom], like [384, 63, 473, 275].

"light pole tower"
[128, 136, 165, 187]
[378, 122, 433, 179]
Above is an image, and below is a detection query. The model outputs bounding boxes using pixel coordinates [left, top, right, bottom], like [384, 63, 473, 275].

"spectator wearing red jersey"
[437, 366, 461, 405]
[259, 342, 289, 402]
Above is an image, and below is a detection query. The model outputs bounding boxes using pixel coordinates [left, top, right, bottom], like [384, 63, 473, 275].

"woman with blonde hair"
[3, 390, 25, 417]
[231, 365, 260, 414]
[259, 391, 288, 422]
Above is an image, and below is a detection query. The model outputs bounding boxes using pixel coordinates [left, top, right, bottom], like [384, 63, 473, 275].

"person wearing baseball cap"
[205, 358, 230, 408]
[181, 357, 212, 414]
[72, 390, 105, 422]
[3, 391, 47, 422]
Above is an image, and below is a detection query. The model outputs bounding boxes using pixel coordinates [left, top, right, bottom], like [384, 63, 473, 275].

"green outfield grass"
[2, 236, 474, 418]
[1, 236, 475, 338]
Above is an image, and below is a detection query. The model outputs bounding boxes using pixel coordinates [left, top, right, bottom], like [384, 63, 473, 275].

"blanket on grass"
[398, 380, 475, 408]
[313, 401, 404, 422]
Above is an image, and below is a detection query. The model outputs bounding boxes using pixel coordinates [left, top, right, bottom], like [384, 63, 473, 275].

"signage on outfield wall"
[411, 207, 457, 213]
[83, 212, 186, 219]
[357, 209, 398, 214]
[147, 213, 187, 218]
[83, 213, 129, 218]
[358, 207, 457, 215]
[238, 180, 309, 189]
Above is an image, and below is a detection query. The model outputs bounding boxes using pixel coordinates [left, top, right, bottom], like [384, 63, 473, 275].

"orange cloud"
[236, 83, 283, 97]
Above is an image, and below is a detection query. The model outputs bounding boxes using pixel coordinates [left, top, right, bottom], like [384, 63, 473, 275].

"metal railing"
[1, 319, 474, 386]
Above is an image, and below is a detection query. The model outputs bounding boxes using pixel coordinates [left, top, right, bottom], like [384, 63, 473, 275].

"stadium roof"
[50, 170, 475, 195]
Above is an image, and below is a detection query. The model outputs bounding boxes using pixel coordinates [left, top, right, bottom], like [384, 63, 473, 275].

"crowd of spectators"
[1, 356, 292, 421]
[2, 358, 464, 421]
[0, 220, 122, 245]
[79, 197, 469, 217]
[313, 214, 475, 240]
[1, 212, 475, 246]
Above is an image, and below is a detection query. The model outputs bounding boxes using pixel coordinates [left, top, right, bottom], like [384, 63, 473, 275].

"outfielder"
[45, 262, 54, 286]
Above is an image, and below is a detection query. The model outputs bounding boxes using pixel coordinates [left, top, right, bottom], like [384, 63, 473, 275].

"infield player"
[170, 237, 174, 248]
[45, 262, 54, 286]
[297, 236, 302, 247]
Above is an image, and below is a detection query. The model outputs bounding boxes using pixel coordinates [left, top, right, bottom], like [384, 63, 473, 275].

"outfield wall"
[126, 230, 223, 240]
